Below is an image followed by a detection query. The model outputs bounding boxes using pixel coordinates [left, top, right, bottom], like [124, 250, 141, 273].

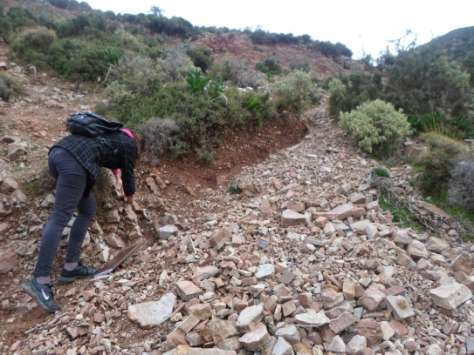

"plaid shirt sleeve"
[120, 137, 137, 196]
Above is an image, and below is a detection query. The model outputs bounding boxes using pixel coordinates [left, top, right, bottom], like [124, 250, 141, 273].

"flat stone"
[295, 310, 330, 328]
[255, 264, 275, 280]
[407, 240, 429, 259]
[189, 303, 212, 320]
[239, 323, 270, 351]
[426, 237, 450, 253]
[216, 337, 240, 351]
[325, 335, 346, 353]
[127, 293, 176, 328]
[329, 312, 358, 334]
[178, 315, 200, 334]
[350, 192, 366, 204]
[343, 280, 356, 300]
[175, 281, 203, 301]
[165, 345, 237, 355]
[194, 266, 219, 280]
[0, 177, 18, 194]
[360, 285, 386, 311]
[281, 300, 297, 317]
[0, 249, 17, 274]
[7, 143, 27, 161]
[466, 337, 474, 355]
[393, 228, 413, 245]
[275, 324, 300, 344]
[380, 321, 395, 340]
[281, 209, 307, 227]
[346, 335, 367, 354]
[321, 288, 344, 308]
[272, 337, 294, 355]
[210, 228, 232, 250]
[329, 203, 355, 220]
[160, 225, 178, 239]
[425, 344, 443, 355]
[451, 253, 473, 274]
[208, 319, 238, 343]
[385, 295, 415, 320]
[355, 319, 383, 346]
[430, 282, 472, 310]
[236, 304, 264, 329]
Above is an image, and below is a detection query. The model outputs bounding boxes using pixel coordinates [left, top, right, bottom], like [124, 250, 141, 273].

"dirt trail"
[0, 68, 473, 355]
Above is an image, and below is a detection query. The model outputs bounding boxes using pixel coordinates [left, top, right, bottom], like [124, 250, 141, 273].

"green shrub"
[417, 132, 469, 194]
[12, 28, 57, 69]
[186, 69, 210, 93]
[340, 99, 411, 156]
[187, 47, 213, 72]
[256, 58, 282, 77]
[0, 73, 23, 101]
[384, 53, 471, 118]
[49, 39, 123, 81]
[210, 59, 265, 88]
[372, 167, 390, 178]
[272, 70, 320, 114]
[328, 72, 383, 116]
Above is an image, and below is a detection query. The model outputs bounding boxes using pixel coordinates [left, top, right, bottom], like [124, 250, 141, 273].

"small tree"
[150, 6, 162, 17]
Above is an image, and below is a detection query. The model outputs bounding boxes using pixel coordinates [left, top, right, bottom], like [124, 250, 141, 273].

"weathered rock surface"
[128, 293, 176, 328]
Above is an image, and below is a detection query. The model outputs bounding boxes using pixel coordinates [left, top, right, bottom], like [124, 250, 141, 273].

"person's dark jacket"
[52, 131, 137, 196]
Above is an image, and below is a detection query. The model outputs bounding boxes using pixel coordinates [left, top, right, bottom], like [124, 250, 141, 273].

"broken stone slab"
[430, 282, 472, 310]
[359, 285, 386, 311]
[255, 264, 275, 280]
[272, 337, 294, 355]
[281, 209, 308, 227]
[0, 249, 17, 274]
[275, 324, 300, 344]
[325, 335, 346, 353]
[392, 228, 413, 246]
[175, 281, 203, 301]
[451, 253, 473, 275]
[295, 310, 330, 328]
[164, 345, 237, 355]
[346, 335, 367, 354]
[426, 237, 450, 253]
[127, 293, 176, 328]
[329, 311, 358, 334]
[188, 303, 212, 320]
[194, 266, 219, 280]
[407, 240, 429, 259]
[0, 177, 19, 194]
[385, 295, 415, 320]
[160, 225, 178, 239]
[210, 228, 232, 250]
[208, 319, 238, 343]
[236, 304, 264, 329]
[238, 323, 270, 351]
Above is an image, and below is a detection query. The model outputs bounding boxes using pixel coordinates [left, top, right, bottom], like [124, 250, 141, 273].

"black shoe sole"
[22, 282, 59, 313]
[58, 274, 94, 284]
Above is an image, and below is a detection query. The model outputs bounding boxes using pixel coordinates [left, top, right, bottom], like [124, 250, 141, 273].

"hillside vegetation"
[0, 0, 354, 161]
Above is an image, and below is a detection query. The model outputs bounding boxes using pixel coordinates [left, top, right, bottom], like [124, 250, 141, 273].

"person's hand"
[125, 195, 134, 204]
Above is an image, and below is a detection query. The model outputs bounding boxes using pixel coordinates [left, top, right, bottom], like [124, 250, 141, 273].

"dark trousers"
[34, 147, 97, 278]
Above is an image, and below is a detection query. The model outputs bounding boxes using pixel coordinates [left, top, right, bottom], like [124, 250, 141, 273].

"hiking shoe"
[58, 263, 97, 284]
[22, 279, 60, 313]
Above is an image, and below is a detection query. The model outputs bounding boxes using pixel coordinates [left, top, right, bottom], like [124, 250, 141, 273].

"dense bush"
[48, 0, 92, 11]
[57, 13, 107, 37]
[210, 59, 266, 88]
[272, 70, 320, 114]
[255, 58, 282, 77]
[416, 132, 469, 194]
[340, 99, 411, 156]
[328, 72, 383, 117]
[146, 16, 194, 37]
[0, 73, 23, 101]
[312, 41, 353, 58]
[187, 47, 213, 72]
[384, 53, 471, 118]
[138, 117, 183, 158]
[12, 28, 57, 68]
[449, 151, 474, 212]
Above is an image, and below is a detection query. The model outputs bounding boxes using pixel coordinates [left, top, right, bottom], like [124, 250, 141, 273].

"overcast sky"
[86, 0, 473, 58]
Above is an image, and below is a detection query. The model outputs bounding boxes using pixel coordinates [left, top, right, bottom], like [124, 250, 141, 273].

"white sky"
[86, 0, 473, 58]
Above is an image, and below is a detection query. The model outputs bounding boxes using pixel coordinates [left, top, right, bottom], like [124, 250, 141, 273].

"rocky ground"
[0, 64, 473, 355]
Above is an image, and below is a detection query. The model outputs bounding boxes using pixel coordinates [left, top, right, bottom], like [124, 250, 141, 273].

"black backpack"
[67, 112, 123, 138]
